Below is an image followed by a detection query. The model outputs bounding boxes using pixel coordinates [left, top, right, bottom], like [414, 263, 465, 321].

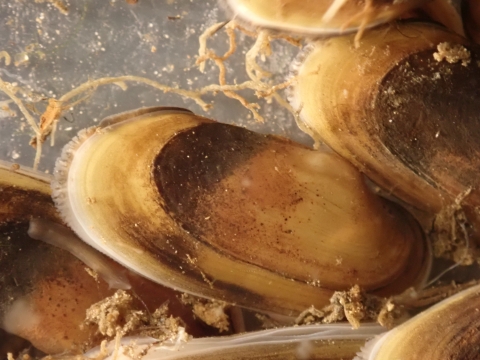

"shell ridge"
[51, 125, 99, 230]
[353, 331, 390, 360]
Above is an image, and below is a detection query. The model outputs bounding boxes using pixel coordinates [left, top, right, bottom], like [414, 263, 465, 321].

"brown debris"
[180, 294, 230, 332]
[83, 290, 188, 342]
[83, 290, 147, 338]
[10, 163, 20, 171]
[295, 282, 480, 329]
[432, 189, 476, 265]
[296, 285, 390, 329]
[295, 305, 326, 326]
[196, 20, 301, 123]
[433, 42, 471, 66]
[84, 267, 100, 283]
[34, 0, 68, 15]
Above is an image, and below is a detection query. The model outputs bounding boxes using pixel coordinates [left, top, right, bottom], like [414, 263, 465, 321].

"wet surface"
[0, 0, 309, 172]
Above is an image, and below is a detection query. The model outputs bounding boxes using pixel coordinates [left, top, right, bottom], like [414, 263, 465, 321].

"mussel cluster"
[1, 0, 480, 359]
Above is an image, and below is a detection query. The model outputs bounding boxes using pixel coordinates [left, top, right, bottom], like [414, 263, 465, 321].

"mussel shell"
[0, 161, 214, 354]
[356, 283, 480, 359]
[222, 0, 427, 35]
[290, 21, 480, 215]
[0, 160, 59, 223]
[0, 162, 112, 353]
[52, 107, 430, 316]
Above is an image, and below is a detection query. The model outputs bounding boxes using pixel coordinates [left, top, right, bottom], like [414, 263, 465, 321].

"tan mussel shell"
[290, 21, 480, 235]
[52, 107, 430, 317]
[222, 0, 429, 35]
[0, 161, 113, 353]
[355, 283, 480, 359]
[0, 161, 212, 354]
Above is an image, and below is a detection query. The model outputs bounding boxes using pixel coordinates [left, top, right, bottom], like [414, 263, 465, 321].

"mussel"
[80, 283, 480, 360]
[0, 161, 215, 354]
[222, 0, 465, 39]
[0, 161, 113, 353]
[355, 283, 480, 359]
[289, 21, 480, 248]
[222, 0, 428, 35]
[51, 106, 431, 317]
[78, 282, 480, 360]
[4, 1, 480, 359]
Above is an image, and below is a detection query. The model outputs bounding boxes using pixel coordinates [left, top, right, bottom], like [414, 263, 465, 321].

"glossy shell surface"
[52, 107, 430, 316]
[290, 22, 480, 214]
[356, 283, 480, 359]
[224, 0, 427, 35]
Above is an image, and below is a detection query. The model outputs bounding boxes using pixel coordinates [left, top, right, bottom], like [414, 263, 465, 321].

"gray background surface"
[0, 0, 308, 172]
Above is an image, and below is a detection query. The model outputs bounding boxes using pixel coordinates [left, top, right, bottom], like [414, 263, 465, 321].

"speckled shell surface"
[52, 108, 430, 316]
[290, 22, 480, 214]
